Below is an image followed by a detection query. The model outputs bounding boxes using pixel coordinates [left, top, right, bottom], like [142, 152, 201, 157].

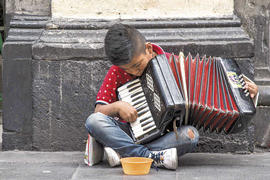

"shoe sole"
[104, 147, 120, 167]
[167, 148, 178, 170]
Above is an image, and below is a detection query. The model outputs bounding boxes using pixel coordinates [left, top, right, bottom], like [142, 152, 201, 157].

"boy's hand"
[116, 101, 138, 122]
[244, 81, 258, 99]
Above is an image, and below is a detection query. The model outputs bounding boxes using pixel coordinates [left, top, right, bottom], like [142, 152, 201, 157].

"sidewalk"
[0, 151, 269, 180]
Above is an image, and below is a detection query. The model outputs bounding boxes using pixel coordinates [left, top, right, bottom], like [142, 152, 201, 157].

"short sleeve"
[96, 65, 136, 106]
[96, 66, 119, 105]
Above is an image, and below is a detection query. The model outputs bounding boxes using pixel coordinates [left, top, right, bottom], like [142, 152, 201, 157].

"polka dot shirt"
[96, 66, 136, 105]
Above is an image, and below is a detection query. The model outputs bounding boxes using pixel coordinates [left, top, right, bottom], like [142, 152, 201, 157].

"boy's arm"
[95, 102, 138, 122]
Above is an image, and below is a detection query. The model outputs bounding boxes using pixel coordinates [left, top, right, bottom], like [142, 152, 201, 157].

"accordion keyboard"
[118, 79, 157, 139]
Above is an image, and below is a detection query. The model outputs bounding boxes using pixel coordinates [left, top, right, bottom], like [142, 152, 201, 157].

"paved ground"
[0, 151, 269, 180]
[0, 125, 2, 151]
[1, 118, 269, 180]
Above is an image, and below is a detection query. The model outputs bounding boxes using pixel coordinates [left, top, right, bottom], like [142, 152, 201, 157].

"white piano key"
[131, 118, 154, 131]
[122, 96, 146, 108]
[118, 82, 141, 94]
[131, 116, 153, 128]
[133, 121, 155, 134]
[134, 101, 147, 109]
[130, 111, 152, 127]
[118, 83, 141, 95]
[136, 104, 148, 113]
[137, 107, 150, 116]
[132, 121, 155, 134]
[130, 96, 146, 107]
[117, 79, 140, 92]
[119, 87, 143, 99]
[120, 92, 144, 103]
[130, 112, 152, 127]
[134, 125, 157, 139]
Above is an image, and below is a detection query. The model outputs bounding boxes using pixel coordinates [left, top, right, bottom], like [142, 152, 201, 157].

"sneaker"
[149, 148, 178, 170]
[104, 147, 121, 167]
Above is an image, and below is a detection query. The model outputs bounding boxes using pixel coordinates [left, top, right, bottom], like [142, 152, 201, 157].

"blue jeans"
[85, 112, 199, 158]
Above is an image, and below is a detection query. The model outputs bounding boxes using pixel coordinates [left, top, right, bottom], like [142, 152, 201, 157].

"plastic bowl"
[120, 157, 153, 175]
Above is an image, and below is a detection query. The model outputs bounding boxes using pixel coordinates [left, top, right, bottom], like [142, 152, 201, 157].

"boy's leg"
[85, 112, 151, 158]
[145, 126, 199, 157]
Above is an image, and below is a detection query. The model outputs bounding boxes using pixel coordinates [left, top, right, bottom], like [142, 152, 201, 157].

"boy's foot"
[149, 148, 178, 170]
[104, 147, 121, 167]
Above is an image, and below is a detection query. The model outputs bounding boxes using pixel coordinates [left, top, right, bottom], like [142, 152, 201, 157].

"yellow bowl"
[120, 157, 153, 175]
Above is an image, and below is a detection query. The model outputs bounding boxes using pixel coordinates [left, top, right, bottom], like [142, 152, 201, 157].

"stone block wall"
[3, 0, 269, 153]
[234, 0, 270, 149]
[2, 15, 257, 152]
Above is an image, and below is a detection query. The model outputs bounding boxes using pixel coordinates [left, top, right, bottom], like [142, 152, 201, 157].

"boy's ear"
[145, 42, 153, 55]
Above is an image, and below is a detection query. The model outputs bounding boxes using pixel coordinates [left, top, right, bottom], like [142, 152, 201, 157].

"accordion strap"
[173, 118, 178, 140]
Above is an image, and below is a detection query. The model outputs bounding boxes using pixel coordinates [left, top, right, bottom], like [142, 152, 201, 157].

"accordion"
[117, 55, 184, 144]
[117, 53, 256, 144]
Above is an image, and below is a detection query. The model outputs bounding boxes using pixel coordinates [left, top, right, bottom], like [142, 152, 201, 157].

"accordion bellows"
[168, 53, 256, 134]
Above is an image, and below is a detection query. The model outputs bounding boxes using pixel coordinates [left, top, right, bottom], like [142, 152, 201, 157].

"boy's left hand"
[244, 81, 258, 99]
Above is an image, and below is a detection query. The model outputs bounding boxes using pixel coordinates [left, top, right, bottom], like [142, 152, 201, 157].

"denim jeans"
[85, 112, 199, 158]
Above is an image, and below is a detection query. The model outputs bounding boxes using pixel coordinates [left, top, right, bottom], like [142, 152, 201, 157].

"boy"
[85, 23, 258, 170]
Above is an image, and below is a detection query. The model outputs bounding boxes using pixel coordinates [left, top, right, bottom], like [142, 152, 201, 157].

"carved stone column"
[234, 0, 270, 149]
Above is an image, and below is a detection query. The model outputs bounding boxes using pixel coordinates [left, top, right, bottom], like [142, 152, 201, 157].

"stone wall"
[5, 0, 50, 15]
[2, 15, 256, 152]
[2, 0, 269, 152]
[4, 0, 50, 37]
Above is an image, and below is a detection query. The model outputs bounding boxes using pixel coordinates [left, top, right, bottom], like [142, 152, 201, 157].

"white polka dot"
[111, 93, 113, 96]
[109, 78, 111, 81]
[115, 82, 117, 84]
[97, 96, 99, 98]
[127, 79, 129, 81]
[113, 69, 116, 72]
[103, 97, 105, 99]
[117, 75, 119, 78]
[124, 73, 127, 75]
[109, 99, 111, 102]
[112, 72, 114, 75]
[113, 88, 116, 90]
[106, 84, 109, 87]
[104, 90, 107, 93]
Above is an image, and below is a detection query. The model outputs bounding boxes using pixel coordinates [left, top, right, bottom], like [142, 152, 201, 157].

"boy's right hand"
[116, 101, 138, 123]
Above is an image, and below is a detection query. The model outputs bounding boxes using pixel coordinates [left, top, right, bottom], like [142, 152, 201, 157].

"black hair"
[104, 23, 146, 66]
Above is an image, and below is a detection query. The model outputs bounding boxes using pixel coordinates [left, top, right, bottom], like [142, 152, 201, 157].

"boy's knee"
[185, 126, 199, 144]
[187, 128, 195, 139]
[85, 112, 103, 131]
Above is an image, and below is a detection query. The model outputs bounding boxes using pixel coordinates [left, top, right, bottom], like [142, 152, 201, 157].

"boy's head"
[104, 23, 155, 76]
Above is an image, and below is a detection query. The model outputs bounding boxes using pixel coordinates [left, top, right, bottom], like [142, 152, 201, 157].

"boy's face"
[119, 43, 155, 76]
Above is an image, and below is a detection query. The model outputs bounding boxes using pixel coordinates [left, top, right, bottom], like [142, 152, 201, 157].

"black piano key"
[139, 115, 151, 123]
[133, 99, 146, 107]
[126, 80, 140, 89]
[129, 85, 141, 93]
[131, 95, 145, 102]
[136, 104, 148, 112]
[141, 119, 153, 127]
[130, 91, 143, 98]
[138, 109, 149, 117]
[143, 123, 155, 131]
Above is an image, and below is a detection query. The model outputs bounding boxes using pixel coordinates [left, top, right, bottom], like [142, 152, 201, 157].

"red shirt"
[96, 43, 172, 106]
